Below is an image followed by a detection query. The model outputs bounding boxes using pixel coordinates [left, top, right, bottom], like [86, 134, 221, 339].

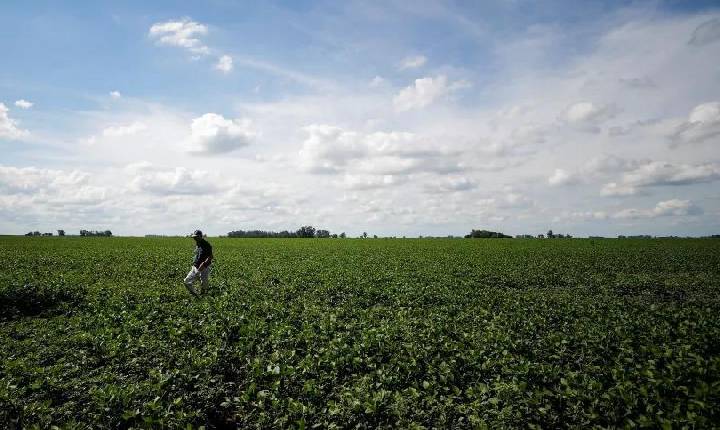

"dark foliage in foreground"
[0, 281, 86, 321]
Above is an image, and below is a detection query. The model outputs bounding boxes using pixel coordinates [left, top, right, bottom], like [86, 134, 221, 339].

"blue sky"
[1, 0, 720, 236]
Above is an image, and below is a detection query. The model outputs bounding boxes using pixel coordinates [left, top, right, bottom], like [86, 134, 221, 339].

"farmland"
[1, 237, 719, 428]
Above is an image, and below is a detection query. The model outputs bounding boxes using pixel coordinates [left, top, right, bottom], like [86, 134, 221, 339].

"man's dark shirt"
[193, 238, 213, 268]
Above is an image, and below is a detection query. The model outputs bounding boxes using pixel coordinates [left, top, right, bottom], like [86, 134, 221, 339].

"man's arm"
[197, 254, 213, 271]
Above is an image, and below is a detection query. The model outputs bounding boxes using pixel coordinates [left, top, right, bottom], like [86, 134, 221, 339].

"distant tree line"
[80, 229, 112, 237]
[513, 230, 574, 239]
[544, 230, 573, 239]
[228, 226, 346, 239]
[24, 229, 114, 237]
[25, 231, 54, 237]
[465, 229, 512, 238]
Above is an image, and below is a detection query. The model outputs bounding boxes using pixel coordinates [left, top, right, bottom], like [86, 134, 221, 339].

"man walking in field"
[184, 229, 213, 297]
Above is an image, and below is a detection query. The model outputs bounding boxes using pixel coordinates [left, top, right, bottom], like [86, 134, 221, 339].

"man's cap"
[190, 229, 203, 238]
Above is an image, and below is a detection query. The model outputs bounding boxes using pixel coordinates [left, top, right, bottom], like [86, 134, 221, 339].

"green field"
[1, 237, 719, 428]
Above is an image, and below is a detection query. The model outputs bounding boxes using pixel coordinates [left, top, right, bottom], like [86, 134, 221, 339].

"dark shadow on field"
[0, 281, 87, 321]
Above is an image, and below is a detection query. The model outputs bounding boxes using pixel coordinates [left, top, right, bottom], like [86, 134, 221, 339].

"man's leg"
[199, 266, 211, 293]
[184, 267, 200, 297]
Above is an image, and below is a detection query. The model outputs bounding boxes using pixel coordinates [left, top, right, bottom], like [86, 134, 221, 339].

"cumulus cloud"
[356, 155, 462, 176]
[423, 176, 475, 194]
[688, 18, 720, 46]
[130, 166, 223, 195]
[0, 103, 29, 140]
[614, 199, 702, 219]
[55, 186, 108, 205]
[600, 182, 639, 197]
[560, 102, 615, 133]
[0, 165, 107, 208]
[110, 91, 122, 99]
[585, 154, 640, 174]
[298, 125, 365, 174]
[622, 161, 720, 187]
[298, 125, 463, 177]
[600, 160, 720, 196]
[188, 113, 256, 155]
[124, 161, 154, 174]
[499, 191, 533, 209]
[555, 211, 609, 222]
[342, 174, 405, 190]
[102, 122, 148, 138]
[548, 168, 579, 186]
[216, 55, 233, 73]
[653, 199, 703, 216]
[393, 75, 470, 111]
[670, 101, 720, 145]
[479, 123, 547, 157]
[0, 165, 88, 194]
[14, 99, 33, 109]
[399, 54, 427, 69]
[148, 18, 210, 56]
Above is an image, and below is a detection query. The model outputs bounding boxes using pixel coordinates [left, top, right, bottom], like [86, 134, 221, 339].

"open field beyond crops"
[1, 237, 719, 428]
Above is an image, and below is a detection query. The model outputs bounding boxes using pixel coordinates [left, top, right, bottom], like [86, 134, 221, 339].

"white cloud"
[500, 191, 533, 209]
[479, 123, 547, 157]
[0, 166, 88, 194]
[298, 125, 463, 176]
[110, 91, 122, 99]
[188, 113, 256, 155]
[298, 125, 364, 174]
[355, 155, 461, 176]
[130, 166, 224, 195]
[342, 174, 404, 190]
[235, 56, 331, 90]
[216, 55, 233, 73]
[424, 175, 475, 193]
[393, 75, 470, 111]
[399, 55, 427, 69]
[600, 182, 639, 197]
[670, 101, 720, 145]
[614, 199, 702, 219]
[585, 154, 640, 174]
[0, 103, 29, 140]
[368, 76, 385, 87]
[148, 18, 210, 56]
[653, 199, 702, 216]
[556, 210, 609, 222]
[124, 161, 154, 174]
[548, 168, 578, 186]
[560, 102, 615, 133]
[622, 161, 720, 187]
[0, 166, 106, 209]
[14, 99, 33, 109]
[599, 160, 720, 196]
[102, 122, 148, 138]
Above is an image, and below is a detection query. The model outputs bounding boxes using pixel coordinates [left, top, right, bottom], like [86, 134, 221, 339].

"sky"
[1, 0, 720, 237]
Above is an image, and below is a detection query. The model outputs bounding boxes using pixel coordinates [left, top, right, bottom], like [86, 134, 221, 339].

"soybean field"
[1, 236, 719, 428]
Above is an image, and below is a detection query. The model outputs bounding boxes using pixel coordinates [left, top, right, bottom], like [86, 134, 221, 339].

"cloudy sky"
[1, 0, 719, 237]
